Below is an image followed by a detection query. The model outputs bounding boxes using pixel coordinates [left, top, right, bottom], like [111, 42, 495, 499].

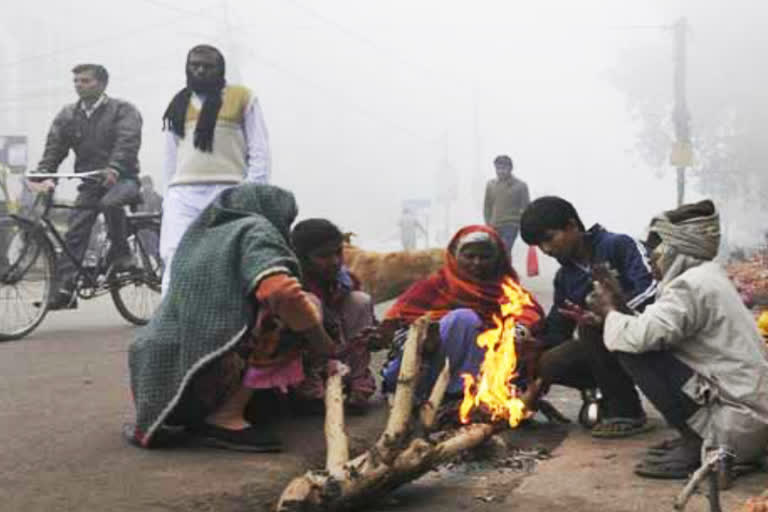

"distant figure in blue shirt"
[520, 196, 657, 438]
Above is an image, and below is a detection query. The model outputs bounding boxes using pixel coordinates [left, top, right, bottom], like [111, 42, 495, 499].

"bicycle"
[0, 171, 163, 341]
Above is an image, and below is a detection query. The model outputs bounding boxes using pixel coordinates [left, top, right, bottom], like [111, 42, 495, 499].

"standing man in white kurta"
[161, 44, 270, 294]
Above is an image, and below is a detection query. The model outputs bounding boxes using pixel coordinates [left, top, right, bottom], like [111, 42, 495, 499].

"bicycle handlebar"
[23, 171, 104, 218]
[25, 170, 104, 181]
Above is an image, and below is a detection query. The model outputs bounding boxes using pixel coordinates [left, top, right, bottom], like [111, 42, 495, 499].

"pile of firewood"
[276, 316, 502, 512]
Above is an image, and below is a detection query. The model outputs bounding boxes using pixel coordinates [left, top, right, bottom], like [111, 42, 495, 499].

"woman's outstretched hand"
[352, 318, 406, 352]
[558, 299, 603, 326]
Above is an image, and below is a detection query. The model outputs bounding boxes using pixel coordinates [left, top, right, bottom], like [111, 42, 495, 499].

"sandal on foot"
[634, 445, 701, 479]
[634, 459, 699, 479]
[646, 436, 685, 455]
[591, 416, 654, 439]
[195, 423, 283, 453]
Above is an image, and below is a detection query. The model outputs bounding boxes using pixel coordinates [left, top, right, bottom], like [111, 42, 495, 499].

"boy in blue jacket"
[520, 196, 657, 438]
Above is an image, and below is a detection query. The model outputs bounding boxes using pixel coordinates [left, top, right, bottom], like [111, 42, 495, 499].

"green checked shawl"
[128, 184, 301, 447]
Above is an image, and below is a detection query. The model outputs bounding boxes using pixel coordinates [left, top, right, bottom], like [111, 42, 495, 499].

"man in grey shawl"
[589, 199, 768, 481]
[127, 183, 334, 451]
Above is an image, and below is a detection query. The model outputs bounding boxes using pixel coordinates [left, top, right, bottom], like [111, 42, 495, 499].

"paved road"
[0, 296, 365, 511]
[1, 274, 764, 512]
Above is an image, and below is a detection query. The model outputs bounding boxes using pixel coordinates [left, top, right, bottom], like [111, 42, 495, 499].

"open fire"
[459, 277, 535, 428]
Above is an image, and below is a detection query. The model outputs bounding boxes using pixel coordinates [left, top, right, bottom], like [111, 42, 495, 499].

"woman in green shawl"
[127, 184, 334, 452]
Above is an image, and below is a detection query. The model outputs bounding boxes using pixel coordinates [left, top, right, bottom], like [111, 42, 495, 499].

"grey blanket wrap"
[128, 184, 300, 447]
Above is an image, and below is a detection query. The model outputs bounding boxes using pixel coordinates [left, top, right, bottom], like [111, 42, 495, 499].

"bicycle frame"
[0, 171, 164, 336]
[42, 203, 105, 291]
[13, 199, 108, 293]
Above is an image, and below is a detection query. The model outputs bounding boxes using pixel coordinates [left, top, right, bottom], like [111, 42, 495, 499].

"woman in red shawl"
[380, 225, 543, 397]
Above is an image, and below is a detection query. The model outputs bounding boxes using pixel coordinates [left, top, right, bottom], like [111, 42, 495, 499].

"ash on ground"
[430, 427, 557, 477]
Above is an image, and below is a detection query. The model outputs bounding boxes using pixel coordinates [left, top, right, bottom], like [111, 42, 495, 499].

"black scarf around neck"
[162, 46, 226, 152]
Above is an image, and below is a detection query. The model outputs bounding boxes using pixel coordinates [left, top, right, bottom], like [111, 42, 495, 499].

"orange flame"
[458, 277, 534, 428]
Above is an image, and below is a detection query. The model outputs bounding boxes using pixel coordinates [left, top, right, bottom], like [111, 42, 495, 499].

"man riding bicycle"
[27, 63, 143, 310]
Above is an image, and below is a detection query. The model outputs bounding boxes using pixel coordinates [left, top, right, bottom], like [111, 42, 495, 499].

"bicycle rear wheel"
[0, 218, 54, 341]
[110, 225, 163, 326]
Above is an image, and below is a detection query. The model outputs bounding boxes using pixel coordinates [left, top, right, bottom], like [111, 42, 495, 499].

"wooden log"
[419, 358, 450, 430]
[435, 423, 496, 456]
[378, 316, 428, 451]
[325, 360, 349, 478]
[275, 316, 503, 512]
[275, 422, 497, 512]
[275, 472, 326, 512]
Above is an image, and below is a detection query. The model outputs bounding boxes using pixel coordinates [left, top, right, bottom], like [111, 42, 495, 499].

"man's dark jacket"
[37, 97, 142, 179]
[540, 224, 658, 347]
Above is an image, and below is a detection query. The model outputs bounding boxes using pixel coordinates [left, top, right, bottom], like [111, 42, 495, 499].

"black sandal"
[645, 436, 685, 456]
[195, 423, 283, 453]
[634, 444, 701, 479]
[591, 416, 654, 439]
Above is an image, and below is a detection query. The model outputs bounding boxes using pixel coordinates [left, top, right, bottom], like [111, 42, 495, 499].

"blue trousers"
[494, 224, 519, 255]
[382, 309, 486, 397]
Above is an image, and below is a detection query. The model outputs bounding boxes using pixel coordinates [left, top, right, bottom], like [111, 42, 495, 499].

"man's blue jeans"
[494, 224, 519, 256]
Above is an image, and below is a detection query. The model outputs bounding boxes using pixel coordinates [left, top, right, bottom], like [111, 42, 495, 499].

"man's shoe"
[108, 255, 137, 276]
[46, 289, 77, 310]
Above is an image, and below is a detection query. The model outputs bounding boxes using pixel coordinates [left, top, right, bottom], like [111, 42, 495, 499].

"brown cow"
[342, 241, 445, 305]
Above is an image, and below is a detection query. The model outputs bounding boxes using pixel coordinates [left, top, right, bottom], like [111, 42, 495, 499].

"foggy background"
[2, 0, 765, 254]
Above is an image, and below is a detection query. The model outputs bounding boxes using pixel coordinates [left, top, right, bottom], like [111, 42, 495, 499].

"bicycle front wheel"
[0, 218, 54, 341]
[111, 225, 163, 326]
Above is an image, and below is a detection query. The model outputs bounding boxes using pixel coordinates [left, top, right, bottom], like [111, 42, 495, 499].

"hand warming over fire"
[355, 318, 406, 352]
[586, 281, 620, 318]
[586, 262, 631, 317]
[559, 299, 602, 326]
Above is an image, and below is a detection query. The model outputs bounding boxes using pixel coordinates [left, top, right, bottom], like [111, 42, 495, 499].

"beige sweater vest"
[171, 85, 251, 186]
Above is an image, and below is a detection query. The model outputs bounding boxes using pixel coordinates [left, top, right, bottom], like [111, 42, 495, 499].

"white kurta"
[160, 93, 271, 294]
[604, 262, 768, 461]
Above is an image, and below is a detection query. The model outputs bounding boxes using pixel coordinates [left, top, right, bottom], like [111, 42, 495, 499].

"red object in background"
[526, 245, 539, 277]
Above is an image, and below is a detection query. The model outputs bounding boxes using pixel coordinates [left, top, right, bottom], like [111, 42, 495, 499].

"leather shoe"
[47, 289, 77, 310]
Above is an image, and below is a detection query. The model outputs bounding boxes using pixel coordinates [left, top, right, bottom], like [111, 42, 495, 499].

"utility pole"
[672, 17, 690, 206]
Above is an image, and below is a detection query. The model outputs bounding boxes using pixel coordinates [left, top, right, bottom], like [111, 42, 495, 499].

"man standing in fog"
[483, 154, 530, 259]
[160, 44, 271, 295]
